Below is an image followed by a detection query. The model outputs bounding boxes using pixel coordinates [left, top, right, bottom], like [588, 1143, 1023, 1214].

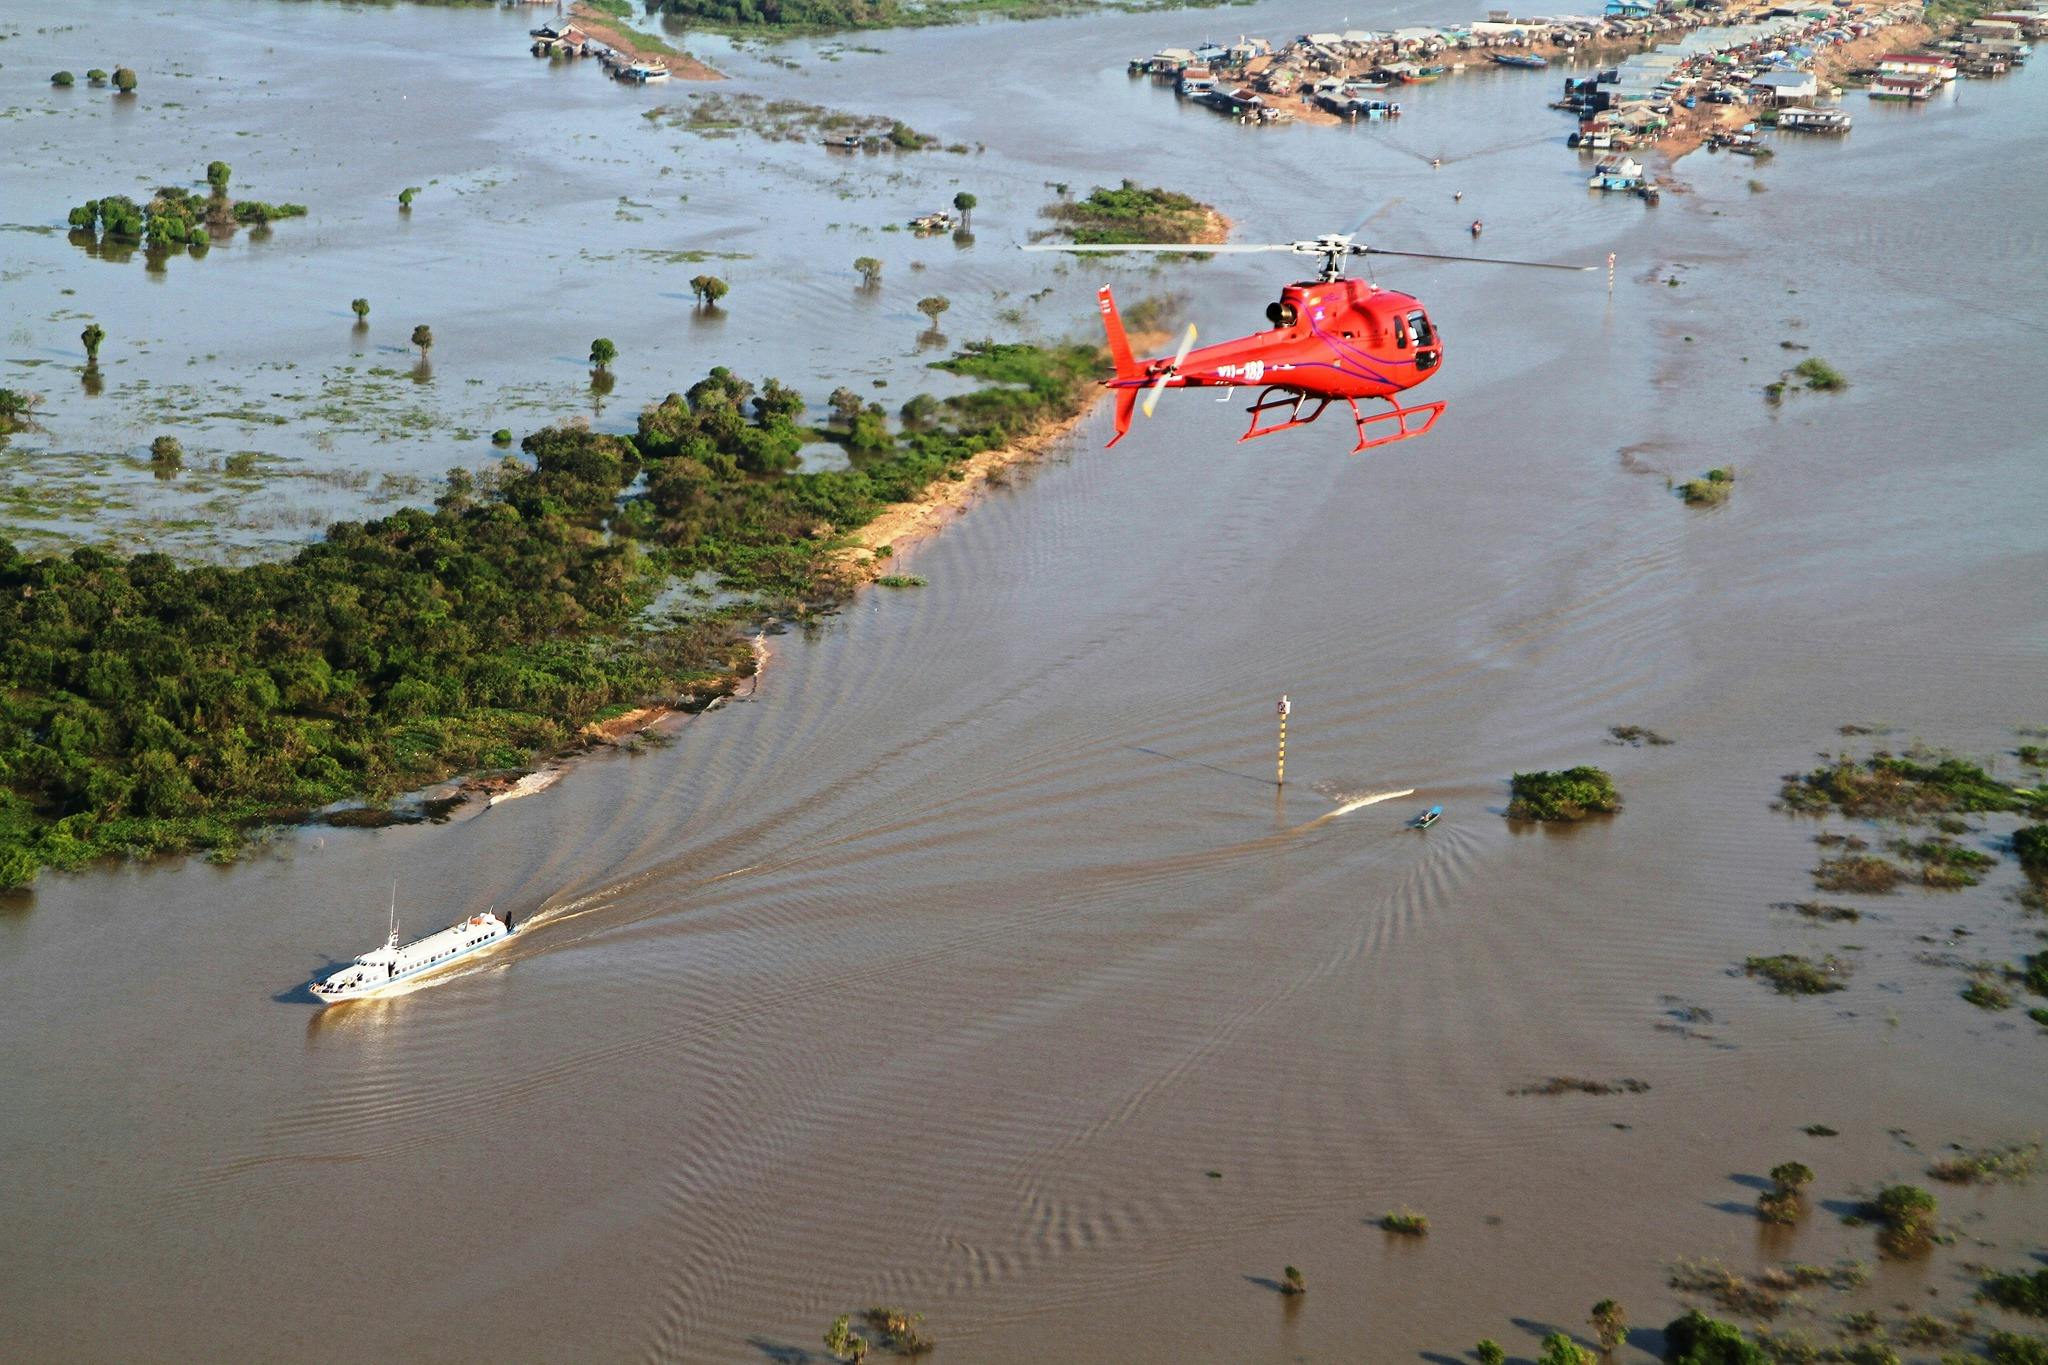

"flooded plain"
[3, 1, 2047, 1361]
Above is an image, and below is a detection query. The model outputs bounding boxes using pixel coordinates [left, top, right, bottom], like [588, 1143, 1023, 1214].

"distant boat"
[310, 894, 516, 1005]
[1413, 805, 1442, 828]
[1491, 52, 1550, 69]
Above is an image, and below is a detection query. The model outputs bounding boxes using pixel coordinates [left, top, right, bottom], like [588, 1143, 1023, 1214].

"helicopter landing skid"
[1240, 387, 1445, 453]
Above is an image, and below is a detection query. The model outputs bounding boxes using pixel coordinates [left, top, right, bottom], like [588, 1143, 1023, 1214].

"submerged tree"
[398, 186, 421, 211]
[149, 435, 183, 474]
[854, 255, 882, 289]
[52, 71, 76, 87]
[1538, 1334, 1596, 1365]
[80, 322, 105, 365]
[206, 160, 232, 194]
[952, 190, 976, 228]
[350, 298, 370, 325]
[1280, 1265, 1305, 1295]
[1476, 1343, 1507, 1365]
[1590, 1300, 1629, 1356]
[410, 324, 434, 360]
[916, 295, 950, 328]
[113, 67, 137, 93]
[588, 337, 617, 374]
[689, 274, 729, 309]
[86, 68, 109, 86]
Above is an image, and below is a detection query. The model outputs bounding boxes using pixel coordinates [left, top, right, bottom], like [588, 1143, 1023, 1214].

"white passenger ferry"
[310, 901, 516, 1005]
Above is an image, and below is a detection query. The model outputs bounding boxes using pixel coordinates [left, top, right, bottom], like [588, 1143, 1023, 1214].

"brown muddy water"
[3, 3, 2048, 1362]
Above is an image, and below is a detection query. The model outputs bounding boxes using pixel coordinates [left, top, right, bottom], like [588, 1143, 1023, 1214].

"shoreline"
[567, 3, 724, 79]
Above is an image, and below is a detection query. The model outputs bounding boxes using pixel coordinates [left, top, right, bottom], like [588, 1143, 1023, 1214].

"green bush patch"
[1508, 766, 1620, 822]
[1745, 954, 1849, 995]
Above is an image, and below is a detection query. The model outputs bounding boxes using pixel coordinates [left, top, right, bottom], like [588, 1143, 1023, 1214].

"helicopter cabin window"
[1391, 314, 1411, 349]
[1407, 310, 1435, 347]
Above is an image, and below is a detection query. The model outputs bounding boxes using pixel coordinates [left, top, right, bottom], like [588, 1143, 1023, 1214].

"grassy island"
[1507, 766, 1620, 822]
[1779, 750, 2040, 820]
[0, 342, 1101, 889]
[1045, 180, 1225, 246]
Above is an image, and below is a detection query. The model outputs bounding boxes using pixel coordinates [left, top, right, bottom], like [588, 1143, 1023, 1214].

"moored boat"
[1491, 52, 1550, 69]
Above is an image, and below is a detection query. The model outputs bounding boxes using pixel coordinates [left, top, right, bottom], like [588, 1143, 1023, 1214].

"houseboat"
[1588, 155, 1645, 190]
[1867, 73, 1937, 99]
[1491, 52, 1550, 68]
[1776, 105, 1853, 131]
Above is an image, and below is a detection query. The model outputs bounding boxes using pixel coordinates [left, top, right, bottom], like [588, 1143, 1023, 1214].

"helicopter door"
[1408, 309, 1440, 371]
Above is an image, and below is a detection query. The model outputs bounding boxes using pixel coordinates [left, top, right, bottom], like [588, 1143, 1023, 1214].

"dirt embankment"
[568, 4, 724, 79]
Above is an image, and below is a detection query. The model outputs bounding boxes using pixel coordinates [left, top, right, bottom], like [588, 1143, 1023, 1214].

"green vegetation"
[1978, 1331, 2048, 1365]
[1928, 1141, 2038, 1185]
[1663, 1309, 1766, 1364]
[1046, 180, 1218, 245]
[1757, 1162, 1813, 1224]
[1983, 1267, 2048, 1317]
[351, 297, 370, 325]
[863, 1306, 935, 1352]
[651, 93, 942, 150]
[916, 295, 950, 329]
[1872, 1184, 1937, 1257]
[1507, 766, 1621, 821]
[1609, 724, 1673, 746]
[81, 323, 104, 365]
[2015, 824, 2048, 875]
[1889, 835, 1996, 887]
[1510, 1076, 1650, 1096]
[1780, 750, 2037, 820]
[2019, 745, 2047, 769]
[87, 69, 109, 86]
[589, 338, 617, 374]
[1590, 1300, 1629, 1356]
[492, 429, 513, 446]
[873, 574, 925, 588]
[148, 436, 184, 475]
[1793, 359, 1844, 391]
[1280, 1265, 1305, 1294]
[52, 70, 75, 87]
[1745, 953, 1849, 996]
[1812, 853, 1903, 893]
[65, 165, 305, 258]
[823, 1313, 868, 1362]
[690, 274, 730, 308]
[0, 389, 38, 436]
[1680, 466, 1735, 505]
[952, 190, 977, 227]
[113, 67, 137, 93]
[1785, 900, 1859, 922]
[399, 186, 421, 210]
[1380, 1208, 1429, 1236]
[410, 324, 434, 359]
[0, 341, 1104, 887]
[1964, 977, 2014, 1010]
[2031, 1006, 2048, 1027]
[1478, 1342, 1508, 1365]
[1541, 1335, 1597, 1365]
[854, 256, 882, 288]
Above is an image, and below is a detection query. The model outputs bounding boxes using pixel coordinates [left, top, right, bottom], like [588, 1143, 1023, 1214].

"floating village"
[1131, 0, 2044, 199]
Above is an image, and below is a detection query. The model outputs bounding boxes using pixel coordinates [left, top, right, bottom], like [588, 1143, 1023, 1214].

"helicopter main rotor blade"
[1143, 324, 1198, 419]
[1355, 246, 1596, 271]
[1018, 243, 1299, 253]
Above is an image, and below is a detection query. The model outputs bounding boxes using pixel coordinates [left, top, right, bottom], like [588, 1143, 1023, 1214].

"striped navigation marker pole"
[1608, 253, 1617, 298]
[1276, 695, 1290, 786]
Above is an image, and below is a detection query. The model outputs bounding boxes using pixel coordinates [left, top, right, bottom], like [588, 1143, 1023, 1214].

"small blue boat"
[1491, 53, 1550, 69]
[1413, 805, 1442, 829]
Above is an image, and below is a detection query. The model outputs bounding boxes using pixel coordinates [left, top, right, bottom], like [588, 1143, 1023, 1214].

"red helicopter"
[1025, 232, 1592, 452]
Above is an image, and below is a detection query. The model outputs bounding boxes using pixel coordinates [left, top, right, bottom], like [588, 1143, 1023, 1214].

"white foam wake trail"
[1293, 787, 1416, 832]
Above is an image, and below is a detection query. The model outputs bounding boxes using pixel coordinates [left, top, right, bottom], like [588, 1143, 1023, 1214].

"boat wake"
[1292, 785, 1416, 832]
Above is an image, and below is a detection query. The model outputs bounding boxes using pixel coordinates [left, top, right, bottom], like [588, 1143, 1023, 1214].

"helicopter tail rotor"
[1142, 324, 1198, 419]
